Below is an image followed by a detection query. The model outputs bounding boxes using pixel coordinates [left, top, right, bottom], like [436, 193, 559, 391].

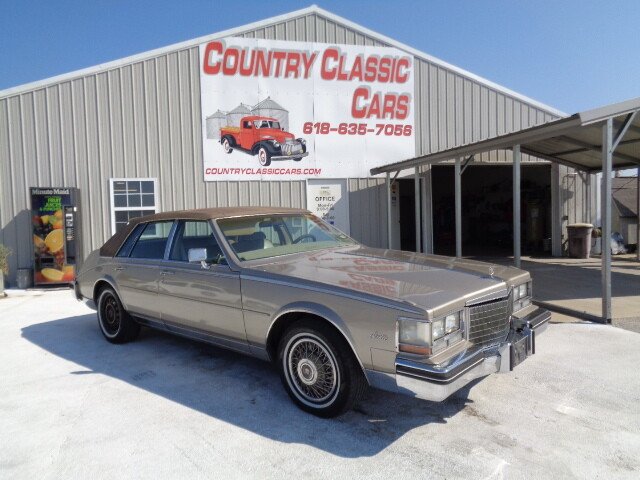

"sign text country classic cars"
[200, 38, 416, 180]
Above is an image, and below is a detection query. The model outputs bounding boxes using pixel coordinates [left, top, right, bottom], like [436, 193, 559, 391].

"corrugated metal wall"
[0, 10, 587, 283]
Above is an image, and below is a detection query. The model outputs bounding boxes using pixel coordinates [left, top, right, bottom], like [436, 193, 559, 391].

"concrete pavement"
[1, 289, 639, 479]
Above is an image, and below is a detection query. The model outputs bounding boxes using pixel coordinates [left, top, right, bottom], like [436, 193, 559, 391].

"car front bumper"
[380, 307, 550, 402]
[271, 152, 309, 161]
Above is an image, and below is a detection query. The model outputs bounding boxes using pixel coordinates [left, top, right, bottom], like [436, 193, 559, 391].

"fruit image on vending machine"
[30, 187, 82, 286]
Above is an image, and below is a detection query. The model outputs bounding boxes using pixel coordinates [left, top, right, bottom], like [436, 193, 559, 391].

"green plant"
[0, 244, 11, 275]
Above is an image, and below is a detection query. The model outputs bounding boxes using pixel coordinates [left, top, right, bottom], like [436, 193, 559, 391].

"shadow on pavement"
[22, 313, 474, 458]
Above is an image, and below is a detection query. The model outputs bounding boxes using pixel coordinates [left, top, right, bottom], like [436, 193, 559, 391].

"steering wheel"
[293, 234, 316, 244]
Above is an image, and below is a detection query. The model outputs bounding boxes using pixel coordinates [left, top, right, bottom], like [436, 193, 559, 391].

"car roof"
[243, 115, 278, 122]
[99, 206, 309, 257]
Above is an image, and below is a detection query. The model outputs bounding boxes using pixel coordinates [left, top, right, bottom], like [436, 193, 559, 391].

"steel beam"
[455, 158, 462, 258]
[513, 145, 522, 268]
[557, 135, 640, 166]
[601, 119, 613, 322]
[612, 111, 638, 152]
[414, 167, 421, 253]
[386, 172, 392, 249]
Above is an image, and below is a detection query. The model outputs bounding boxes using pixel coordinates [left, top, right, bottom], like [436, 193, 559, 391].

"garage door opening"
[431, 165, 552, 257]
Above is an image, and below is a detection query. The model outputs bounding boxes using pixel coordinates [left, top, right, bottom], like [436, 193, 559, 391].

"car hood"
[249, 246, 529, 314]
[258, 129, 295, 142]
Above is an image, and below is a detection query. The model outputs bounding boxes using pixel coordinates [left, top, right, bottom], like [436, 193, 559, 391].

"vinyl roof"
[371, 97, 640, 175]
[99, 206, 309, 257]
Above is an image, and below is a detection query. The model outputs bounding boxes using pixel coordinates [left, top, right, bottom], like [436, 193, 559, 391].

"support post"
[414, 166, 421, 253]
[602, 119, 613, 322]
[386, 172, 392, 249]
[513, 145, 521, 268]
[455, 158, 462, 258]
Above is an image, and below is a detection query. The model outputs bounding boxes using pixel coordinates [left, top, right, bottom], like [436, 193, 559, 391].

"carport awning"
[371, 97, 640, 174]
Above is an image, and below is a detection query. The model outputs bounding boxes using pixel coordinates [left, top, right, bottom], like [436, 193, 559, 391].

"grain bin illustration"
[205, 110, 228, 140]
[226, 103, 252, 128]
[251, 97, 289, 131]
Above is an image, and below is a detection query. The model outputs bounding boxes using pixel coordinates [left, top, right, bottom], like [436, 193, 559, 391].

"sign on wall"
[306, 179, 350, 235]
[199, 37, 415, 180]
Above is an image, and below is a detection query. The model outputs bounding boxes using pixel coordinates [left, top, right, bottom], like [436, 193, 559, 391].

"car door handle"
[113, 266, 126, 271]
[160, 270, 175, 276]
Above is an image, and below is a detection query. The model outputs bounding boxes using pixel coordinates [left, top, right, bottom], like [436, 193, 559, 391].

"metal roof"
[371, 97, 640, 175]
[0, 5, 565, 116]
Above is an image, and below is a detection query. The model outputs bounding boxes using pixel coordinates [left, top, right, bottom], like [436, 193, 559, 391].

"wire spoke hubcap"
[286, 335, 338, 406]
[101, 295, 121, 335]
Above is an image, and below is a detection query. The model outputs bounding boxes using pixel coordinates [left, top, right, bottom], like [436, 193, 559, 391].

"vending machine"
[30, 187, 82, 286]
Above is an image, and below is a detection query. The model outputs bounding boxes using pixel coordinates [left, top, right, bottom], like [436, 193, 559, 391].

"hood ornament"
[489, 266, 495, 277]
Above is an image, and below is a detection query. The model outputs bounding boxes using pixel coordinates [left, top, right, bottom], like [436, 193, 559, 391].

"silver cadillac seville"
[75, 207, 550, 417]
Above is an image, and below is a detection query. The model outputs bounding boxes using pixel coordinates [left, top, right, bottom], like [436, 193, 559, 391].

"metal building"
[251, 97, 289, 131]
[205, 110, 228, 140]
[225, 103, 252, 128]
[0, 5, 591, 284]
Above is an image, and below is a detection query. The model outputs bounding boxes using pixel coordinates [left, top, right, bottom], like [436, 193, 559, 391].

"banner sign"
[200, 37, 415, 180]
[306, 179, 350, 235]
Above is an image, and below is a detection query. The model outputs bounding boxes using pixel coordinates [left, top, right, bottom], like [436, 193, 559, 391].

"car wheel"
[97, 287, 140, 344]
[277, 319, 367, 417]
[258, 147, 271, 166]
[222, 137, 233, 154]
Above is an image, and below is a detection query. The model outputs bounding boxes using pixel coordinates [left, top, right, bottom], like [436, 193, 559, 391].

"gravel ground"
[1, 289, 639, 479]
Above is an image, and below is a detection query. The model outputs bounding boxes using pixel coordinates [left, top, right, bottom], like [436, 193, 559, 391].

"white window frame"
[109, 178, 159, 235]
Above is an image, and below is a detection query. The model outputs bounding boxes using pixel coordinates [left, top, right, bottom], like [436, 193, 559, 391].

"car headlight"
[398, 311, 464, 356]
[513, 281, 532, 312]
[268, 139, 280, 148]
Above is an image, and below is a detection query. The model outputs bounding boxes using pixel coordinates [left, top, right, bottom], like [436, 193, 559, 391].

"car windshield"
[217, 214, 357, 261]
[254, 120, 280, 129]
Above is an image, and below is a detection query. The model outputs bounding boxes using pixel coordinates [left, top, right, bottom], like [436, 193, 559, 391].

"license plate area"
[510, 335, 530, 370]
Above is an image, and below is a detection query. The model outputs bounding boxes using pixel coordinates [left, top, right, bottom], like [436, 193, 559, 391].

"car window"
[115, 223, 146, 257]
[169, 220, 223, 262]
[129, 221, 174, 259]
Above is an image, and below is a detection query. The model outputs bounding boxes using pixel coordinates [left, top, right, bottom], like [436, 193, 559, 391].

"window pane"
[130, 221, 173, 259]
[141, 193, 155, 207]
[115, 211, 129, 222]
[113, 181, 127, 193]
[141, 181, 154, 194]
[170, 221, 221, 262]
[126, 181, 141, 193]
[128, 194, 141, 207]
[114, 194, 127, 207]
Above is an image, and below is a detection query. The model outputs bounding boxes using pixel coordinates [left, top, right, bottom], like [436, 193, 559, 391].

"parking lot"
[1, 289, 639, 479]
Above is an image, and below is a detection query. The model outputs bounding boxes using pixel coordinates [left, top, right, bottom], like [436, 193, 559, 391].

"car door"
[239, 119, 254, 150]
[155, 220, 248, 353]
[112, 220, 174, 320]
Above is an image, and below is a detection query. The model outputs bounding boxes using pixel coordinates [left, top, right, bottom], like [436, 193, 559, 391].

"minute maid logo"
[31, 188, 70, 195]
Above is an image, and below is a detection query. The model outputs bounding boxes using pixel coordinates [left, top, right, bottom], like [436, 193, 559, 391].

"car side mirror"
[188, 248, 207, 264]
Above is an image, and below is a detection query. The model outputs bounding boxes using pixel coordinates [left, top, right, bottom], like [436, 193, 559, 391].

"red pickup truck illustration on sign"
[220, 116, 308, 166]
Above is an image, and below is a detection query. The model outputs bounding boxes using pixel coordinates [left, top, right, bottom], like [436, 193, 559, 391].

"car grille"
[467, 296, 512, 348]
[282, 142, 302, 156]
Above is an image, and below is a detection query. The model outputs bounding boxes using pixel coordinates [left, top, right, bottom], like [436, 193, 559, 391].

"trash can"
[16, 268, 33, 289]
[567, 223, 593, 259]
